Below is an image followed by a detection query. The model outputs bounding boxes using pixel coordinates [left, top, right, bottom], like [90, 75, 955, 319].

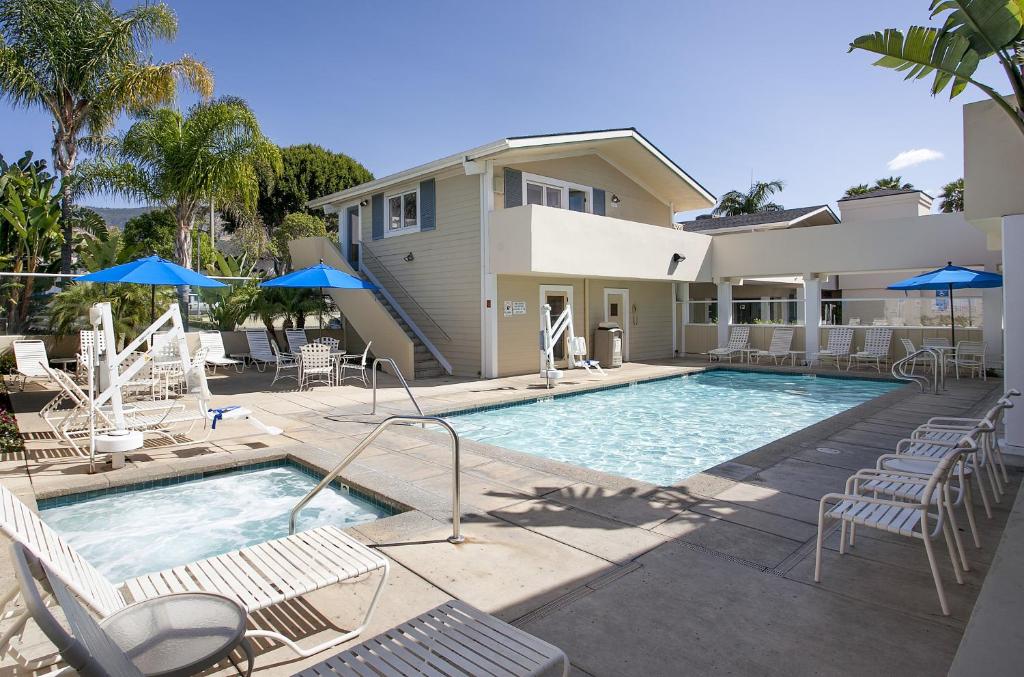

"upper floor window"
[521, 172, 591, 213]
[386, 187, 419, 236]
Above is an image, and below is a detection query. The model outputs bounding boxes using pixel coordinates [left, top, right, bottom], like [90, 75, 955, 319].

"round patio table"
[100, 592, 254, 677]
[48, 357, 77, 371]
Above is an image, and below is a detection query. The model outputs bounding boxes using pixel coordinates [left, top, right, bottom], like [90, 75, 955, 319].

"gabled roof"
[676, 205, 838, 233]
[306, 128, 715, 211]
[838, 188, 930, 201]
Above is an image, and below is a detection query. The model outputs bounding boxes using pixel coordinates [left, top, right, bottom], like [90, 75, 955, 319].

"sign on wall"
[512, 301, 527, 315]
[503, 301, 513, 317]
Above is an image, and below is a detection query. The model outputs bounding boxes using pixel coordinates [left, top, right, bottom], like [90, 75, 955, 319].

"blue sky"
[0, 0, 1004, 215]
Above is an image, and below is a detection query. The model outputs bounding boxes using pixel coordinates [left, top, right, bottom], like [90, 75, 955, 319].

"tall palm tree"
[712, 179, 785, 217]
[79, 97, 281, 325]
[843, 176, 915, 198]
[939, 178, 964, 213]
[0, 0, 213, 274]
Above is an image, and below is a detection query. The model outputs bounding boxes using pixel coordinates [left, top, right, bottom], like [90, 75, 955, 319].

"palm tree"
[843, 176, 915, 198]
[78, 97, 281, 325]
[712, 179, 785, 217]
[0, 0, 213, 274]
[939, 178, 965, 213]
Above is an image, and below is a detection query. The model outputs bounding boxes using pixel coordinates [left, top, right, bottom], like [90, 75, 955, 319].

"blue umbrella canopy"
[888, 263, 1002, 291]
[77, 255, 227, 288]
[888, 262, 1001, 345]
[259, 262, 376, 290]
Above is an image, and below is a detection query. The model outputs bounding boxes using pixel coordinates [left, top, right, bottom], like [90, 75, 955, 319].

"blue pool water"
[448, 371, 900, 486]
[39, 464, 392, 581]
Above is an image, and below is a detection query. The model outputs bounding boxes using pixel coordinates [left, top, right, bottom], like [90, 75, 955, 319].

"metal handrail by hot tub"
[371, 357, 423, 416]
[288, 415, 464, 543]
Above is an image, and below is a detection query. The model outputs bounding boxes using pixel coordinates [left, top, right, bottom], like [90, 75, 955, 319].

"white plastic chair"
[339, 341, 372, 385]
[314, 336, 340, 352]
[568, 336, 604, 375]
[707, 326, 749, 363]
[810, 327, 854, 370]
[244, 330, 298, 385]
[198, 331, 244, 373]
[11, 339, 50, 390]
[851, 327, 892, 372]
[285, 328, 308, 355]
[299, 342, 334, 390]
[752, 327, 794, 364]
[77, 329, 106, 381]
[950, 341, 986, 380]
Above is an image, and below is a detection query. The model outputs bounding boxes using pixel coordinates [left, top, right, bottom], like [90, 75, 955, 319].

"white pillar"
[677, 282, 688, 356]
[760, 296, 771, 323]
[796, 286, 806, 324]
[803, 274, 821, 358]
[982, 263, 1003, 369]
[1002, 216, 1024, 453]
[717, 281, 733, 348]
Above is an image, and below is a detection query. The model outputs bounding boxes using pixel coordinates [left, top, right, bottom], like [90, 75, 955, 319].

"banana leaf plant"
[850, 0, 1024, 136]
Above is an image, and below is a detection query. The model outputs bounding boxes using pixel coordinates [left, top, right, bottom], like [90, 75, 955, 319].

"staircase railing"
[892, 348, 940, 394]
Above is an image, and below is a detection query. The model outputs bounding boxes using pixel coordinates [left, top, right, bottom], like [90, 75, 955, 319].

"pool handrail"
[892, 347, 941, 394]
[288, 415, 464, 543]
[370, 357, 423, 416]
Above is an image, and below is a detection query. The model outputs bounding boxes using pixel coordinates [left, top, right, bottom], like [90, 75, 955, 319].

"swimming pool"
[447, 371, 901, 486]
[39, 462, 393, 581]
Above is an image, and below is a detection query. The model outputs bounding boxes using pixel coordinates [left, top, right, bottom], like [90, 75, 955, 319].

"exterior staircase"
[371, 289, 446, 379]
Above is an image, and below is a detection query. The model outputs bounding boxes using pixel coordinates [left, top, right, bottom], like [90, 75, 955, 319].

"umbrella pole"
[949, 283, 955, 347]
[319, 287, 324, 339]
[151, 286, 156, 323]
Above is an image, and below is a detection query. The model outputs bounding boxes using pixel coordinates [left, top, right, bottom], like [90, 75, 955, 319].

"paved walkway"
[0, 361, 1014, 676]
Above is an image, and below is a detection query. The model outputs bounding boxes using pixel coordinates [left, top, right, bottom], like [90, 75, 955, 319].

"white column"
[982, 263, 1003, 369]
[1002, 216, 1024, 453]
[796, 286, 806, 324]
[677, 282, 689, 356]
[716, 281, 733, 348]
[803, 274, 821, 358]
[760, 296, 771, 323]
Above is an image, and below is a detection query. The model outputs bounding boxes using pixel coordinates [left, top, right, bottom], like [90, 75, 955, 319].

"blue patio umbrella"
[259, 260, 376, 334]
[77, 254, 227, 321]
[888, 262, 1002, 344]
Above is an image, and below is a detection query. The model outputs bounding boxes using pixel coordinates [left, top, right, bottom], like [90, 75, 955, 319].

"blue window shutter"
[420, 179, 436, 231]
[593, 189, 606, 216]
[371, 193, 384, 240]
[504, 168, 522, 208]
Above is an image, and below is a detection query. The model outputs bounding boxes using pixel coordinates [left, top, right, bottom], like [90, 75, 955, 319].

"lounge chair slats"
[296, 600, 568, 677]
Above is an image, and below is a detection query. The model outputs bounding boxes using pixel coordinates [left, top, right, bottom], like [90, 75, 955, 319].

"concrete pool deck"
[0, 360, 1016, 675]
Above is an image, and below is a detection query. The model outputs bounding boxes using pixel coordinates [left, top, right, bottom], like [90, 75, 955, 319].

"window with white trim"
[385, 187, 419, 236]
[521, 172, 591, 213]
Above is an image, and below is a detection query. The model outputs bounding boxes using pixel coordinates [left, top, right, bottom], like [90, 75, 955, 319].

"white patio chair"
[77, 329, 106, 381]
[296, 600, 569, 677]
[199, 331, 244, 373]
[299, 342, 334, 390]
[11, 339, 50, 390]
[150, 332, 185, 397]
[752, 327, 794, 365]
[815, 438, 975, 616]
[851, 327, 893, 372]
[314, 336, 340, 352]
[0, 484, 389, 659]
[707, 326, 749, 363]
[339, 341, 373, 385]
[568, 336, 604, 375]
[10, 542, 256, 677]
[950, 341, 986, 380]
[285, 328, 309, 355]
[899, 338, 923, 375]
[244, 330, 298, 385]
[810, 327, 854, 370]
[923, 337, 951, 348]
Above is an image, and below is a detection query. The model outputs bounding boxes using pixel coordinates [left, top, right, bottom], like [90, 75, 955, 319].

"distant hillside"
[83, 206, 158, 229]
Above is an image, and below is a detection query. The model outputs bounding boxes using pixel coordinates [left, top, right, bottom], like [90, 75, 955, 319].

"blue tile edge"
[37, 458, 402, 517]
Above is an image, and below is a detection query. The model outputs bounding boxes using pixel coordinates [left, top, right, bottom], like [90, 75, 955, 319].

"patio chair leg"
[962, 476, 982, 549]
[986, 461, 1002, 501]
[922, 531, 951, 616]
[814, 503, 828, 583]
[849, 522, 856, 548]
[941, 518, 964, 585]
[974, 464, 993, 519]
[943, 492, 970, 572]
[839, 520, 847, 554]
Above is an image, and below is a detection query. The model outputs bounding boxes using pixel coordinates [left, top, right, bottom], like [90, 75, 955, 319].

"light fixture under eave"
[403, 252, 415, 262]
[672, 253, 686, 263]
[610, 194, 621, 204]
[359, 198, 369, 207]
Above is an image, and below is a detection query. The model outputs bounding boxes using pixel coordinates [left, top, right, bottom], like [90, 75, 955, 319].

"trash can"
[594, 322, 623, 368]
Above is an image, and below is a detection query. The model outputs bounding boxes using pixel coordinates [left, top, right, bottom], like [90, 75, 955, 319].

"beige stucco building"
[302, 128, 999, 392]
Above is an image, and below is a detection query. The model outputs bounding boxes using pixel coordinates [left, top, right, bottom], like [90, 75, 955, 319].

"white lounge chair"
[810, 327, 854, 370]
[11, 339, 50, 390]
[245, 329, 298, 385]
[297, 600, 569, 677]
[815, 435, 977, 616]
[10, 542, 257, 677]
[850, 327, 892, 372]
[339, 341, 372, 385]
[0, 484, 389, 659]
[199, 331, 244, 373]
[707, 326, 749, 363]
[752, 327, 794, 365]
[285, 328, 309, 355]
[299, 342, 334, 390]
[568, 336, 604, 375]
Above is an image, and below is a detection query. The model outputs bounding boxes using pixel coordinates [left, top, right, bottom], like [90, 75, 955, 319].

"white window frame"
[521, 172, 593, 213]
[383, 185, 421, 238]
